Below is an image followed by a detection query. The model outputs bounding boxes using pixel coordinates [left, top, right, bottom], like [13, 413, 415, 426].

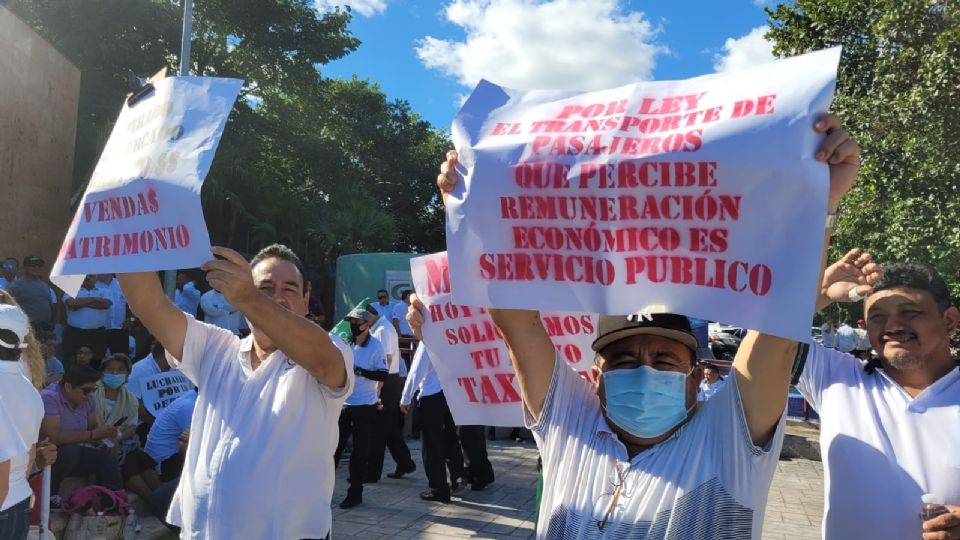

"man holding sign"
[118, 243, 353, 539]
[410, 110, 862, 538]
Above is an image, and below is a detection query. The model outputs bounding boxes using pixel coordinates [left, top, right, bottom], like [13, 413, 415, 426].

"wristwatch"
[825, 212, 839, 229]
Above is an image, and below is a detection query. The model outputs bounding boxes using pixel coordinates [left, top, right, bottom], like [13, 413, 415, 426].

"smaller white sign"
[411, 252, 596, 427]
[51, 76, 242, 296]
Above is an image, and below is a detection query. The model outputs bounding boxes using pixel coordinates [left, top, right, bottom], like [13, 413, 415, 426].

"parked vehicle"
[709, 331, 741, 360]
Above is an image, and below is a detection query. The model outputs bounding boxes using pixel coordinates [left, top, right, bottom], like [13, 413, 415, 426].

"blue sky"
[318, 0, 777, 130]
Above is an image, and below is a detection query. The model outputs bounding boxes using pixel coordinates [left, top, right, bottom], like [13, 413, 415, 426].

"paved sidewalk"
[40, 434, 820, 539]
[332, 439, 539, 539]
[331, 439, 825, 539]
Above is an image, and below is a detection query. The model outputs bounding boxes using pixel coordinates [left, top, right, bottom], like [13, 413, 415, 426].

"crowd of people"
[1, 112, 958, 540]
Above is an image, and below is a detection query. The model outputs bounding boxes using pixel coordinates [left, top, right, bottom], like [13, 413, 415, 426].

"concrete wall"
[0, 6, 80, 267]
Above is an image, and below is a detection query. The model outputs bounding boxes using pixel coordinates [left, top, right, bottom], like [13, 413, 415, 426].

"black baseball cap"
[592, 313, 699, 352]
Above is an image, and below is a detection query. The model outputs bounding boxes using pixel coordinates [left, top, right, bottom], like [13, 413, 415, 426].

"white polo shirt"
[392, 302, 413, 335]
[796, 343, 960, 540]
[63, 287, 109, 329]
[345, 336, 386, 406]
[200, 289, 239, 333]
[528, 355, 785, 539]
[145, 390, 197, 464]
[167, 316, 354, 539]
[0, 360, 43, 511]
[0, 396, 28, 510]
[174, 282, 201, 316]
[820, 324, 837, 348]
[400, 343, 442, 407]
[95, 278, 127, 330]
[835, 324, 856, 353]
[372, 301, 394, 320]
[371, 317, 404, 375]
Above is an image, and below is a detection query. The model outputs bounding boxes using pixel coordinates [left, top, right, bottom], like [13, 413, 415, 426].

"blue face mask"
[102, 373, 127, 389]
[601, 365, 694, 439]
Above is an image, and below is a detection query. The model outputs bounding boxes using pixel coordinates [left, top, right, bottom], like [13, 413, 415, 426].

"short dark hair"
[36, 330, 55, 343]
[61, 364, 100, 388]
[872, 262, 953, 311]
[401, 289, 413, 300]
[102, 353, 132, 373]
[250, 244, 306, 293]
[0, 329, 21, 361]
[377, 289, 388, 296]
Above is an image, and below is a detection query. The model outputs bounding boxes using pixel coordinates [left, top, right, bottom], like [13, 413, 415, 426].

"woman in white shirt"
[0, 305, 45, 540]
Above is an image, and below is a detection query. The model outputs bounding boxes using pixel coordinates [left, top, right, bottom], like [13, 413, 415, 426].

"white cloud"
[314, 0, 387, 18]
[713, 26, 775, 73]
[416, 0, 667, 92]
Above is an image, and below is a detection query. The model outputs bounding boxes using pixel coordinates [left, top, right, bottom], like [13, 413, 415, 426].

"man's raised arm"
[202, 247, 347, 389]
[118, 272, 187, 360]
[410, 151, 557, 420]
[734, 114, 864, 446]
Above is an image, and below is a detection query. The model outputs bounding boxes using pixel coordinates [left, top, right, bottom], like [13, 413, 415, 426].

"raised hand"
[814, 114, 861, 212]
[817, 248, 881, 310]
[200, 247, 258, 307]
[436, 150, 459, 205]
[405, 294, 426, 341]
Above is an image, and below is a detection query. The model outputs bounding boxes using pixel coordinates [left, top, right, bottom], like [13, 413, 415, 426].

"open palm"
[820, 248, 881, 303]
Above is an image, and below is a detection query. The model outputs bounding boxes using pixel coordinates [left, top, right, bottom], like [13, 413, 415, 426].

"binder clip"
[126, 71, 155, 107]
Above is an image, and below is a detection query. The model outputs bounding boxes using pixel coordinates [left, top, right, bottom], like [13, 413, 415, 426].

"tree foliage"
[6, 0, 449, 270]
[766, 0, 960, 319]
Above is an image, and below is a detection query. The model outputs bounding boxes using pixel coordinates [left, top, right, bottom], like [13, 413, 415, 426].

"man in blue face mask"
[408, 113, 865, 539]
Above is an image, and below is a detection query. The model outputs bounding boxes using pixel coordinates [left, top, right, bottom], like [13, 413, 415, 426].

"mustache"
[880, 331, 917, 343]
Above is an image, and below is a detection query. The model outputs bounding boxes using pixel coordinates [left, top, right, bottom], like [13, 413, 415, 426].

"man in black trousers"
[458, 425, 495, 490]
[400, 343, 468, 502]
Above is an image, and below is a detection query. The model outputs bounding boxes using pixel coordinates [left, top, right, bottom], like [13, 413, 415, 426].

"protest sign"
[51, 76, 242, 296]
[138, 370, 192, 415]
[445, 47, 841, 342]
[411, 252, 596, 427]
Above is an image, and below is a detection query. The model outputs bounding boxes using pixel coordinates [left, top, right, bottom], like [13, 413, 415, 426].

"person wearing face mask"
[410, 114, 862, 538]
[0, 305, 46, 540]
[117, 244, 352, 539]
[40, 363, 124, 498]
[94, 353, 163, 500]
[333, 309, 387, 509]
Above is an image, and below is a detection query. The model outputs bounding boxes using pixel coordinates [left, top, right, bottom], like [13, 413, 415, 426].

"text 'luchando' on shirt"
[167, 316, 354, 540]
[528, 355, 785, 539]
[795, 343, 960, 540]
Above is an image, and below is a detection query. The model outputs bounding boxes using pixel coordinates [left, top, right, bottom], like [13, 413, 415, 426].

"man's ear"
[943, 306, 960, 334]
[590, 364, 602, 387]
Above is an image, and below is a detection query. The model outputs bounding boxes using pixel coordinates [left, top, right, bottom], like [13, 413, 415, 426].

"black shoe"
[419, 490, 450, 503]
[387, 464, 416, 479]
[451, 477, 468, 494]
[363, 476, 380, 484]
[472, 480, 493, 491]
[338, 496, 362, 509]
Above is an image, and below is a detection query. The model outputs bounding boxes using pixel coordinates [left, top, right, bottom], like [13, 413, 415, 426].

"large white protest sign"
[411, 252, 596, 427]
[51, 76, 242, 296]
[446, 47, 841, 342]
[138, 370, 193, 415]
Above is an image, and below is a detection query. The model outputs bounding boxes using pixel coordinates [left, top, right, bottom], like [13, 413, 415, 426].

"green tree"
[7, 0, 449, 270]
[767, 0, 960, 314]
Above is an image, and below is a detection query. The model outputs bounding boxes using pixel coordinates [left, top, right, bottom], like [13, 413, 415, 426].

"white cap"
[0, 304, 29, 349]
[922, 494, 942, 505]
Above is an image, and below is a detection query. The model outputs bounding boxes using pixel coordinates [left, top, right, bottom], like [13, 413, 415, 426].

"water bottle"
[124, 507, 141, 537]
[920, 493, 948, 521]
